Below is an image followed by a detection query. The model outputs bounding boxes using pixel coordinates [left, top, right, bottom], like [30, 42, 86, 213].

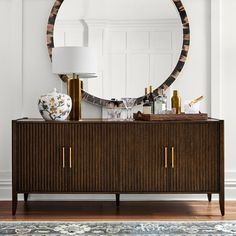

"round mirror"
[47, 0, 190, 106]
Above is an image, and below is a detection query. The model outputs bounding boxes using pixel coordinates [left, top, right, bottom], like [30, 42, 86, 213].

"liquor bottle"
[161, 89, 167, 111]
[155, 93, 162, 114]
[154, 89, 167, 114]
[143, 87, 149, 103]
[171, 90, 181, 114]
[143, 100, 152, 114]
[149, 86, 155, 114]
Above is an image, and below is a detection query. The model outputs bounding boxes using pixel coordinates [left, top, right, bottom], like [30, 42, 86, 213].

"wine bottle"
[143, 87, 149, 103]
[149, 86, 155, 114]
[143, 100, 152, 114]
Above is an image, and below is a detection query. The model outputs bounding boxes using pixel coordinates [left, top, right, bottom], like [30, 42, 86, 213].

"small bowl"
[184, 101, 201, 114]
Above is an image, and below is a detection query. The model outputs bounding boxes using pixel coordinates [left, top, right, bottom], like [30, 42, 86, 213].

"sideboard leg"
[219, 121, 225, 216]
[219, 192, 225, 216]
[24, 193, 29, 202]
[116, 194, 120, 207]
[12, 192, 17, 216]
[207, 193, 212, 202]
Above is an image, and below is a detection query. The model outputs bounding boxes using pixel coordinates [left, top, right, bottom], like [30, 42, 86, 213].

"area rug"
[0, 221, 236, 235]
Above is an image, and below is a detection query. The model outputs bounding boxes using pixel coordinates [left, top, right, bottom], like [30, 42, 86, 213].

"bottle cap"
[149, 85, 153, 93]
[173, 90, 179, 96]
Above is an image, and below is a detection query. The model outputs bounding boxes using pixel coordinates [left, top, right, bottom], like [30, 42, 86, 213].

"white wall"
[0, 0, 235, 201]
[57, 0, 179, 20]
[221, 0, 236, 185]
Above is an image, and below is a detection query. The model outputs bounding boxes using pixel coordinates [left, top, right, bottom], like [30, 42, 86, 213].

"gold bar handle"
[69, 147, 72, 169]
[164, 147, 168, 169]
[62, 147, 65, 169]
[171, 147, 175, 169]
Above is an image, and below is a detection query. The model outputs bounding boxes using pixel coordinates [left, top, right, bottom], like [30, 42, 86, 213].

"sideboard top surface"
[13, 118, 223, 124]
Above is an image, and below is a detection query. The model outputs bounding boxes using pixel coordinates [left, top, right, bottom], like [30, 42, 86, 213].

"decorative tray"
[133, 111, 208, 121]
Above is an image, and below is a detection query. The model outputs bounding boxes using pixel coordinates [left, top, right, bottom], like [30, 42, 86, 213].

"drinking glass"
[121, 98, 136, 120]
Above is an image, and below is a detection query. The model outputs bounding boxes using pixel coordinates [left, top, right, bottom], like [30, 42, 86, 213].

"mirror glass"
[54, 0, 183, 100]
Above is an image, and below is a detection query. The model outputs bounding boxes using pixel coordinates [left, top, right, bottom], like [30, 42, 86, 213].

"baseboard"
[1, 171, 236, 201]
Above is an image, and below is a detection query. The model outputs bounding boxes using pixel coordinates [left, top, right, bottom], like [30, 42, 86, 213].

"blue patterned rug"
[0, 221, 236, 235]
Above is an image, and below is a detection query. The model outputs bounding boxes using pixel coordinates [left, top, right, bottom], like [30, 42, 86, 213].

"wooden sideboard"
[12, 118, 224, 215]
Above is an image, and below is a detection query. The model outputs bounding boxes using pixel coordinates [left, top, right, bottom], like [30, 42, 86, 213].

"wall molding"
[1, 171, 236, 200]
[56, 19, 182, 30]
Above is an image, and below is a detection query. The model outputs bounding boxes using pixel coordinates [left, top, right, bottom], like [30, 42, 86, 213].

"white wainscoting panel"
[55, 19, 182, 100]
[108, 32, 126, 53]
[127, 32, 149, 50]
[150, 31, 172, 50]
[0, 0, 23, 172]
[127, 54, 149, 97]
[150, 54, 172, 87]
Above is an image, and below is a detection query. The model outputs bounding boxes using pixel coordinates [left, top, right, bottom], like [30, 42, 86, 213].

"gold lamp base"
[67, 74, 82, 120]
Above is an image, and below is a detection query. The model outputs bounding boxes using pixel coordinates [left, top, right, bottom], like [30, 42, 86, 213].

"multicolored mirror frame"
[47, 0, 190, 106]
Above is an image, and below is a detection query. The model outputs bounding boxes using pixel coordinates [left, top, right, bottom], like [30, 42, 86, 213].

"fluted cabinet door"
[168, 123, 219, 192]
[67, 123, 120, 192]
[17, 123, 67, 192]
[119, 123, 169, 192]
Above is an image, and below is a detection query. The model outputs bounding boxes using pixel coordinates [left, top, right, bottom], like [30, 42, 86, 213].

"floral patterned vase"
[38, 88, 72, 121]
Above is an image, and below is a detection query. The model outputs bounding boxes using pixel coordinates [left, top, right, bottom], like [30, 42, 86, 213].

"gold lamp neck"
[72, 73, 80, 80]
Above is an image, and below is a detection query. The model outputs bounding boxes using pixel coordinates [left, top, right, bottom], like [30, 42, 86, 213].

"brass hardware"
[67, 74, 82, 120]
[164, 147, 168, 168]
[171, 147, 175, 169]
[189, 96, 204, 107]
[69, 147, 72, 169]
[62, 147, 65, 169]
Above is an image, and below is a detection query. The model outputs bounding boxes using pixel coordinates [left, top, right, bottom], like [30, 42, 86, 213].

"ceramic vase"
[38, 88, 72, 121]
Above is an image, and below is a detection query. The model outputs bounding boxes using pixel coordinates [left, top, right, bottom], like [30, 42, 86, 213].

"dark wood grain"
[133, 112, 208, 121]
[208, 194, 212, 202]
[169, 123, 219, 193]
[24, 194, 28, 203]
[119, 123, 169, 192]
[12, 121, 17, 216]
[219, 121, 225, 216]
[12, 118, 224, 215]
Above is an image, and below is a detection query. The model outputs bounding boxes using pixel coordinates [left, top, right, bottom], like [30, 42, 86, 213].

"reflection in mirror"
[54, 0, 183, 100]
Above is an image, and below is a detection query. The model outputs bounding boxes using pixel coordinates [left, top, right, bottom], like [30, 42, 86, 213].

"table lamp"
[52, 47, 97, 120]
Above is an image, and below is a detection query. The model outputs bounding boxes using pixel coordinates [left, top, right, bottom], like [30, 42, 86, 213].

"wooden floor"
[0, 201, 236, 221]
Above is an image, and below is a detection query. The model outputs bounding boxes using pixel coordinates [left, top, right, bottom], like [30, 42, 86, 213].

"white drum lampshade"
[52, 46, 97, 77]
[52, 46, 98, 120]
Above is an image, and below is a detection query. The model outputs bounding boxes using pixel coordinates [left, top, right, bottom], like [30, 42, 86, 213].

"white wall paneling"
[0, 0, 23, 173]
[221, 0, 236, 187]
[0, 0, 236, 201]
[55, 19, 182, 99]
